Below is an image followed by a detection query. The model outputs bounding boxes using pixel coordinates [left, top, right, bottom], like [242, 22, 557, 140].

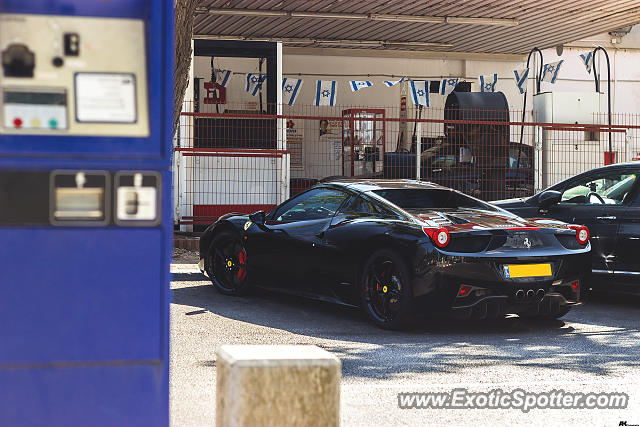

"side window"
[339, 195, 398, 218]
[560, 171, 637, 205]
[508, 148, 531, 169]
[632, 185, 640, 206]
[339, 196, 378, 216]
[433, 154, 457, 170]
[272, 188, 347, 222]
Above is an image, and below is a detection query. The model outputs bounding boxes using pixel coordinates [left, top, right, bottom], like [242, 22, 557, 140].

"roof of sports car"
[325, 179, 447, 192]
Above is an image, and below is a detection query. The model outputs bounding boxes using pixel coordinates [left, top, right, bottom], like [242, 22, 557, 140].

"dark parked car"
[384, 92, 534, 201]
[494, 162, 640, 293]
[384, 142, 534, 200]
[199, 180, 590, 329]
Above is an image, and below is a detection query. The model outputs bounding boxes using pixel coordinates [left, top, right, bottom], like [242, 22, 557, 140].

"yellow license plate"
[503, 263, 552, 278]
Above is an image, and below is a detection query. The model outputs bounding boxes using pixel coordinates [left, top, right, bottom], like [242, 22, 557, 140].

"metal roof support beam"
[197, 8, 519, 27]
[194, 35, 453, 49]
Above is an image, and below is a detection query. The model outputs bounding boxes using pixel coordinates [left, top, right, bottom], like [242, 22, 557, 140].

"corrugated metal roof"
[193, 0, 640, 54]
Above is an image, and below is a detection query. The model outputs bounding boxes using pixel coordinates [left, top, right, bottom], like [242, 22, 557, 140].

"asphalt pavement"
[170, 262, 640, 426]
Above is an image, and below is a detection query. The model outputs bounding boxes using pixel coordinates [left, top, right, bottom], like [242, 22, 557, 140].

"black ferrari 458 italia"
[199, 180, 591, 329]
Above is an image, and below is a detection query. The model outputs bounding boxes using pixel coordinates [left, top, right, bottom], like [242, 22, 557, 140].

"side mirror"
[249, 210, 266, 224]
[538, 190, 562, 208]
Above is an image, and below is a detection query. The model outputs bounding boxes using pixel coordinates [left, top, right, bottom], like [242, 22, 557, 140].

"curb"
[174, 236, 199, 251]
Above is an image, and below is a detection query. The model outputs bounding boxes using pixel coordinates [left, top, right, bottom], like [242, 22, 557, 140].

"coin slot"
[115, 171, 160, 226]
[125, 190, 139, 215]
[63, 33, 80, 56]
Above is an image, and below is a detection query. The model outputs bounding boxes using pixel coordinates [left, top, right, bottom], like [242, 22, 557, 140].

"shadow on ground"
[172, 276, 640, 379]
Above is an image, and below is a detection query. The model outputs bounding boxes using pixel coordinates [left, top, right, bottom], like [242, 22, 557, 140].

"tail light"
[457, 285, 472, 297]
[571, 280, 580, 291]
[423, 227, 450, 248]
[568, 225, 590, 245]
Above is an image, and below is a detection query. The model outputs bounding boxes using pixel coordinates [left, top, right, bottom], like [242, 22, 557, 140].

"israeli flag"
[245, 73, 265, 96]
[215, 69, 232, 87]
[350, 81, 373, 92]
[479, 74, 498, 92]
[440, 78, 459, 96]
[282, 78, 303, 106]
[409, 80, 430, 107]
[579, 52, 593, 74]
[315, 80, 337, 106]
[542, 60, 563, 83]
[513, 68, 529, 94]
[383, 77, 405, 87]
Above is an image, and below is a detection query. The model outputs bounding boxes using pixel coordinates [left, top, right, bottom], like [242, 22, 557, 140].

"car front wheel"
[205, 231, 251, 296]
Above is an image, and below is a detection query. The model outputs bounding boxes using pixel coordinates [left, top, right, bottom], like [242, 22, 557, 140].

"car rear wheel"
[205, 231, 250, 296]
[360, 249, 414, 329]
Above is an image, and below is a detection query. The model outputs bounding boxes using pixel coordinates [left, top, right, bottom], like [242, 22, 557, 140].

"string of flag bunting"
[212, 52, 595, 106]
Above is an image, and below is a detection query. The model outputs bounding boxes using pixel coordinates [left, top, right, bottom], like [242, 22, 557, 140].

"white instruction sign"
[75, 73, 137, 123]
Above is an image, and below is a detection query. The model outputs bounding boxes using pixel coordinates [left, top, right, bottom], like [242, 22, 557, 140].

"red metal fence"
[174, 101, 640, 226]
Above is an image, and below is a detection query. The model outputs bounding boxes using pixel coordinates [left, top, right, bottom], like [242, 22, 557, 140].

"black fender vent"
[555, 234, 587, 250]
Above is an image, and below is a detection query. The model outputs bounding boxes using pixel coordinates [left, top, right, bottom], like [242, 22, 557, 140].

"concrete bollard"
[216, 345, 341, 427]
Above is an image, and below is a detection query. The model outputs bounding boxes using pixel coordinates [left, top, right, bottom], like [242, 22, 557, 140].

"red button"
[13, 118, 23, 128]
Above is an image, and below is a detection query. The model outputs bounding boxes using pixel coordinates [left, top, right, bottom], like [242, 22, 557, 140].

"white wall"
[195, 54, 529, 111]
[193, 52, 533, 180]
[538, 29, 640, 173]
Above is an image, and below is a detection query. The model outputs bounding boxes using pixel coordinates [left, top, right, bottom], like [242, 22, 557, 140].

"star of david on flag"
[245, 73, 265, 96]
[282, 78, 303, 106]
[513, 68, 529, 94]
[215, 69, 232, 87]
[315, 80, 337, 106]
[440, 78, 459, 96]
[579, 52, 593, 74]
[542, 60, 563, 83]
[383, 77, 405, 87]
[409, 80, 430, 107]
[478, 74, 498, 92]
[349, 81, 373, 92]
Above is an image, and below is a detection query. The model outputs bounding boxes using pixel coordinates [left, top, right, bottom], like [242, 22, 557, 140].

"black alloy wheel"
[205, 231, 250, 296]
[360, 249, 413, 329]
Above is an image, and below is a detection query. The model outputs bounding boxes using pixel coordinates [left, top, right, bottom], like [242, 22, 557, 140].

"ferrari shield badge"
[244, 221, 252, 230]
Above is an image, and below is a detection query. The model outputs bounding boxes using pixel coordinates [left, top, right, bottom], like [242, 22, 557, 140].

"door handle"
[596, 216, 617, 220]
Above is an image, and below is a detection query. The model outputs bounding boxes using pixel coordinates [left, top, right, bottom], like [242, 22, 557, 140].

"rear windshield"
[372, 188, 499, 211]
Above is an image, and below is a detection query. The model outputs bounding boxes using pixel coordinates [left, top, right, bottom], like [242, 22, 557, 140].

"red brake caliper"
[377, 271, 384, 291]
[237, 249, 247, 281]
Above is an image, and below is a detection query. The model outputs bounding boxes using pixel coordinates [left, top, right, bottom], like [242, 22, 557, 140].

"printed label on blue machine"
[75, 73, 137, 123]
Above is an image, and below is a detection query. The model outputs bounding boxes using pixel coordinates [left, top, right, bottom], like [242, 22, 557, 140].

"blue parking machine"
[0, 1, 173, 425]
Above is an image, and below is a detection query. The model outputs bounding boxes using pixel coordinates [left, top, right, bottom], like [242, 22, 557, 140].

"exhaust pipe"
[526, 289, 535, 299]
[515, 290, 525, 300]
[536, 289, 546, 300]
